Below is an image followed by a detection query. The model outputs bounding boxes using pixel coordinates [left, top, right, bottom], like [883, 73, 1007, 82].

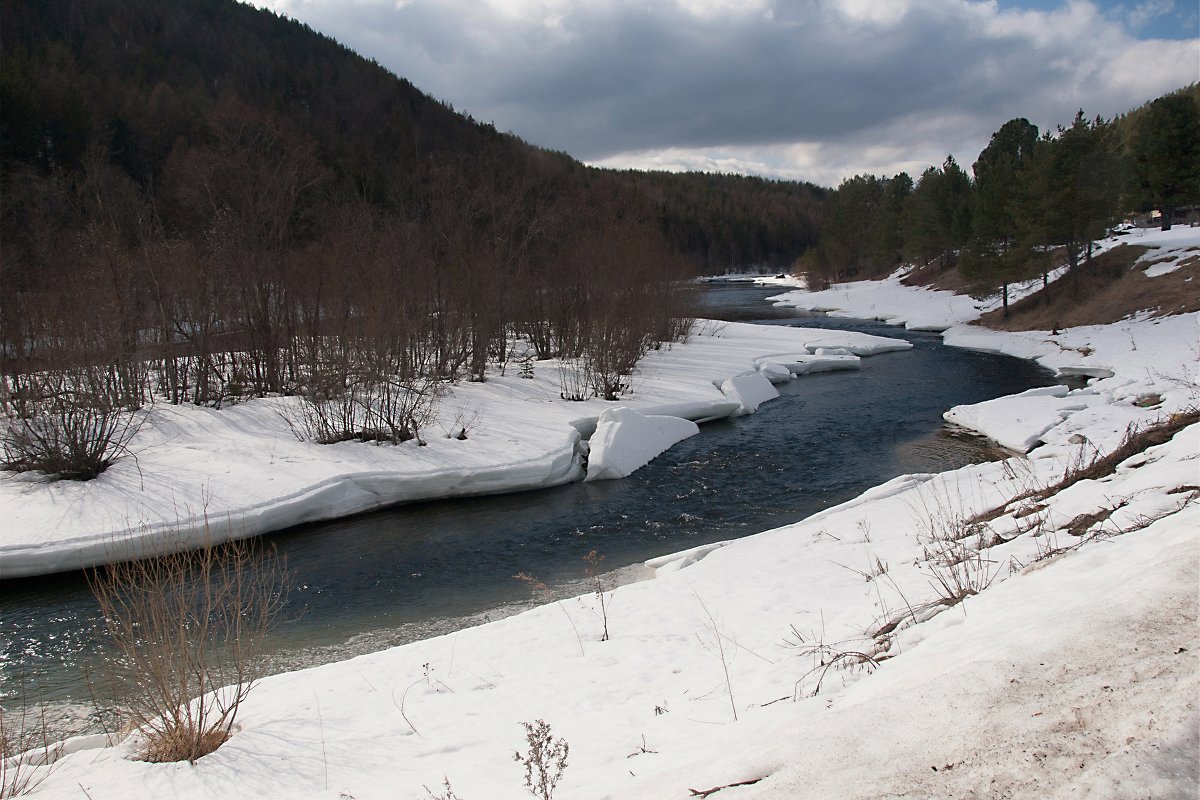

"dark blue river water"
[1, 285, 1056, 702]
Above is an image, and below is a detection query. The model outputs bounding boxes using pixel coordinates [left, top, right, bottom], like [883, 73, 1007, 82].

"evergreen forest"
[800, 86, 1200, 315]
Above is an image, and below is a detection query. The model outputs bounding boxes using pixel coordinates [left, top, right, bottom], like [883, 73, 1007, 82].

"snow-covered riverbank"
[10, 227, 1200, 799]
[0, 322, 910, 579]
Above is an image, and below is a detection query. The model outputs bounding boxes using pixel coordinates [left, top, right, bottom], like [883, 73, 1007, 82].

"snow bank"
[747, 504, 1198, 799]
[943, 385, 1108, 453]
[1124, 224, 1200, 277]
[773, 228, 1200, 456]
[26, 414, 1198, 800]
[643, 539, 729, 574]
[584, 407, 699, 481]
[770, 277, 984, 330]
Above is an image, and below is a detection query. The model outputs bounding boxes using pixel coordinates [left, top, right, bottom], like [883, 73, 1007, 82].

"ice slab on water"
[720, 373, 780, 416]
[757, 352, 861, 375]
[757, 361, 794, 384]
[944, 385, 1109, 453]
[585, 407, 700, 481]
[803, 336, 912, 356]
[793, 354, 860, 374]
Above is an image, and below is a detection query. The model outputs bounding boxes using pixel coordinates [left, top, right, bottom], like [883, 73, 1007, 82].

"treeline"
[802, 86, 1200, 311]
[618, 171, 826, 272]
[0, 0, 704, 479]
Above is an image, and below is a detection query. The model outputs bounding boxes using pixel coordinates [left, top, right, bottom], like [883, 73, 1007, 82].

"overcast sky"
[257, 0, 1198, 187]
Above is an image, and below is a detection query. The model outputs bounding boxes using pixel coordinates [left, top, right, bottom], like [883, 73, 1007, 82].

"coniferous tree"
[903, 156, 972, 270]
[962, 118, 1040, 315]
[870, 171, 913, 272]
[1008, 132, 1058, 295]
[810, 173, 911, 283]
[1129, 92, 1200, 230]
[1039, 113, 1123, 269]
[818, 174, 882, 280]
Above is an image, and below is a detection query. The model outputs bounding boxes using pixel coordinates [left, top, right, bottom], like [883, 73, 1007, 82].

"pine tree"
[1039, 112, 1122, 270]
[870, 172, 913, 271]
[1129, 92, 1200, 230]
[903, 156, 972, 270]
[961, 118, 1040, 316]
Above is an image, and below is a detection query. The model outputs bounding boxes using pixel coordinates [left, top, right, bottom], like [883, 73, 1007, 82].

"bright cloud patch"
[259, 0, 1196, 185]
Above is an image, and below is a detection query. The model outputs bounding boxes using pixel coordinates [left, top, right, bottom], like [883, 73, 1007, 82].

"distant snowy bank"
[769, 225, 1200, 453]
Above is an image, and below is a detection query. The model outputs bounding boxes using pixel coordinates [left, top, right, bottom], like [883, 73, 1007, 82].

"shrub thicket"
[88, 534, 288, 763]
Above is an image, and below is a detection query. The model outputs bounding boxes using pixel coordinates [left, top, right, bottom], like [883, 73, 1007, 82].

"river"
[0, 284, 1057, 707]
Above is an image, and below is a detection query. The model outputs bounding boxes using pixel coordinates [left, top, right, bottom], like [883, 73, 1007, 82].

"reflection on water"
[1, 284, 1055, 707]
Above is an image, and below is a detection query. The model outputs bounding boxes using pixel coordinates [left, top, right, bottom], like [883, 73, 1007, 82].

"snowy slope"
[25, 398, 1199, 800]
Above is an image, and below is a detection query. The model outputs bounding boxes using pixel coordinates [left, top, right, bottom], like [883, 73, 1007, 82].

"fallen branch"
[688, 777, 764, 797]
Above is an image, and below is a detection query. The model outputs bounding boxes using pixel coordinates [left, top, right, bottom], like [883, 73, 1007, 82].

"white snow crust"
[943, 385, 1109, 453]
[719, 372, 780, 415]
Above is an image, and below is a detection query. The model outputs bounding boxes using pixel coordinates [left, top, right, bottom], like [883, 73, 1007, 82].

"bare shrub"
[298, 378, 441, 446]
[439, 405, 481, 441]
[582, 317, 645, 401]
[695, 595, 738, 721]
[917, 514, 996, 609]
[88, 533, 289, 763]
[557, 358, 591, 402]
[907, 480, 999, 610]
[512, 572, 585, 656]
[513, 719, 568, 800]
[0, 366, 143, 481]
[422, 777, 465, 800]
[290, 339, 444, 446]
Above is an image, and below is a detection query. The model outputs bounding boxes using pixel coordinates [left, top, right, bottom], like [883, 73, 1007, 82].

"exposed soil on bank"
[897, 238, 1200, 332]
[978, 243, 1200, 331]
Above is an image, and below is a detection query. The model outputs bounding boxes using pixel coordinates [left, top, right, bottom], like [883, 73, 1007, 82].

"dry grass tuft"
[785, 625, 881, 699]
[969, 410, 1200, 529]
[1, 704, 54, 798]
[1030, 409, 1199, 501]
[1063, 501, 1128, 537]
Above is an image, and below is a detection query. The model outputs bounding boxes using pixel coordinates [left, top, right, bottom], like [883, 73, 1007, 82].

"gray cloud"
[262, 0, 1197, 185]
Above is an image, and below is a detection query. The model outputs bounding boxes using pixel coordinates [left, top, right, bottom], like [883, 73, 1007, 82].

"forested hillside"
[802, 85, 1200, 315]
[0, 0, 820, 283]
